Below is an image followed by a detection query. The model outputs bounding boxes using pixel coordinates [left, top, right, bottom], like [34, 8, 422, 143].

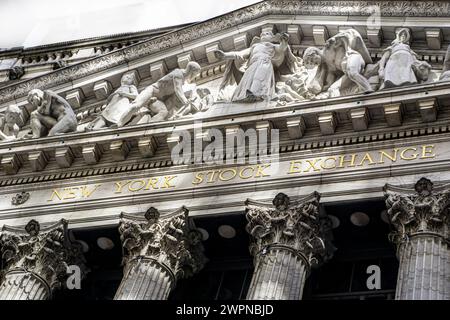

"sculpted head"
[196, 87, 211, 98]
[412, 60, 432, 82]
[121, 71, 137, 86]
[260, 30, 276, 42]
[27, 89, 45, 108]
[185, 61, 201, 82]
[303, 47, 322, 69]
[4, 104, 22, 125]
[394, 28, 411, 45]
[272, 193, 290, 211]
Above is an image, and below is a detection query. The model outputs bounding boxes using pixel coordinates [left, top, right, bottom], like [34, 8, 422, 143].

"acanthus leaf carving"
[0, 219, 87, 290]
[245, 192, 334, 268]
[118, 206, 207, 280]
[384, 177, 450, 245]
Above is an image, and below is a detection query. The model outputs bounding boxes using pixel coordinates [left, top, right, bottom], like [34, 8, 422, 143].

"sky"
[0, 0, 261, 49]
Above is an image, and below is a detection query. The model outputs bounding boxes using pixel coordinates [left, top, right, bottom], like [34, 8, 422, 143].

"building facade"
[0, 0, 449, 300]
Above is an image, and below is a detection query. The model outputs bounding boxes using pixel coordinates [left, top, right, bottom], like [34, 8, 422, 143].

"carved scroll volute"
[245, 192, 333, 268]
[118, 206, 207, 280]
[0, 219, 87, 290]
[384, 177, 450, 245]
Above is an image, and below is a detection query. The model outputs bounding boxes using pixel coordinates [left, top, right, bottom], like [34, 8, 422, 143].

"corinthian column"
[0, 219, 86, 300]
[384, 177, 450, 300]
[245, 192, 334, 300]
[114, 206, 207, 300]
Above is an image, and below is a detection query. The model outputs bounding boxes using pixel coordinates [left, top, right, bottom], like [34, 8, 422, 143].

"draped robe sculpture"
[214, 31, 303, 103]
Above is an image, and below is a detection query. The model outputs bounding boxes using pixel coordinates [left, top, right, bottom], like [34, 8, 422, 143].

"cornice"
[0, 0, 449, 104]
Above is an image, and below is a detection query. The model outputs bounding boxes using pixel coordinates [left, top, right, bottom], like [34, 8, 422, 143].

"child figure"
[0, 104, 23, 141]
[86, 71, 138, 131]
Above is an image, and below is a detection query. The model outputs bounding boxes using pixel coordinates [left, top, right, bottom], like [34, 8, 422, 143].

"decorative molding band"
[0, 0, 449, 104]
[1, 122, 450, 187]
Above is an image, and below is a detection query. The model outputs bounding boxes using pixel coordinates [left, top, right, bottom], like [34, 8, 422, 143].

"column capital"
[384, 177, 450, 244]
[0, 219, 87, 292]
[245, 192, 333, 268]
[118, 206, 206, 281]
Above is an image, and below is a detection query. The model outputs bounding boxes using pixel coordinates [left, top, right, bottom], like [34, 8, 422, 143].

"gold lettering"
[304, 159, 321, 172]
[114, 181, 131, 193]
[219, 168, 237, 181]
[162, 176, 177, 189]
[320, 157, 336, 170]
[288, 160, 302, 174]
[206, 170, 220, 183]
[239, 166, 254, 179]
[63, 187, 77, 200]
[400, 147, 418, 160]
[145, 178, 160, 190]
[421, 145, 435, 159]
[48, 189, 63, 202]
[255, 164, 271, 177]
[338, 154, 357, 168]
[358, 153, 376, 166]
[128, 180, 146, 192]
[79, 184, 101, 198]
[378, 149, 398, 163]
[192, 173, 204, 185]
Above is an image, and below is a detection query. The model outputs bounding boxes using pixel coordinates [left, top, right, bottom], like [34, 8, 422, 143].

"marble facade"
[0, 0, 450, 300]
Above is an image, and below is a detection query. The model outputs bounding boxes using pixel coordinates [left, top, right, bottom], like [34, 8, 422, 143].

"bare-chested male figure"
[118, 61, 201, 126]
[303, 29, 374, 96]
[27, 89, 77, 138]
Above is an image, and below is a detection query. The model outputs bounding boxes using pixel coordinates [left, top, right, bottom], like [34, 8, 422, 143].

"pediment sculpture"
[213, 30, 309, 103]
[27, 89, 78, 138]
[2, 26, 450, 144]
[440, 44, 450, 81]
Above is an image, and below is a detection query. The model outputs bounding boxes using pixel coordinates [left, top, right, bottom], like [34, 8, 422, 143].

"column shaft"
[395, 234, 450, 300]
[246, 247, 308, 300]
[0, 271, 50, 300]
[114, 258, 174, 300]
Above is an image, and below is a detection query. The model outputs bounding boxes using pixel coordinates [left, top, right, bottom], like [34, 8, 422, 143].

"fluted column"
[245, 192, 334, 300]
[0, 219, 87, 300]
[114, 206, 207, 300]
[384, 177, 450, 300]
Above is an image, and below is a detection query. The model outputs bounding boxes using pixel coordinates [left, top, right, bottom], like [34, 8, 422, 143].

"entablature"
[0, 80, 449, 177]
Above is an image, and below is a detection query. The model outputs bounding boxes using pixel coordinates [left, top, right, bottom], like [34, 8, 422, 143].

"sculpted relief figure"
[27, 89, 77, 138]
[119, 61, 202, 125]
[303, 28, 374, 97]
[440, 44, 450, 81]
[378, 28, 428, 89]
[0, 105, 23, 141]
[214, 31, 304, 103]
[169, 87, 214, 120]
[86, 72, 138, 131]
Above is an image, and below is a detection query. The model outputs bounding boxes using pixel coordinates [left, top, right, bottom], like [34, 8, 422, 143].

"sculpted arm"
[173, 77, 189, 105]
[214, 47, 251, 61]
[119, 86, 138, 100]
[274, 33, 289, 54]
[378, 50, 391, 79]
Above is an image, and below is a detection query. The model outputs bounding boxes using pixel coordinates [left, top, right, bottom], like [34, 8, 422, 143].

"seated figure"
[169, 87, 214, 120]
[0, 105, 23, 141]
[86, 71, 138, 131]
[27, 89, 77, 138]
[118, 61, 202, 126]
[303, 29, 374, 97]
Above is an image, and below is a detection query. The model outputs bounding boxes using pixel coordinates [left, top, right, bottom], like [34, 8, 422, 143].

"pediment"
[1, 0, 450, 177]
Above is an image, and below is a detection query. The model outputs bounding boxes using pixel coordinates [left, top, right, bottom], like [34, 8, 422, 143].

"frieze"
[0, 143, 442, 210]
